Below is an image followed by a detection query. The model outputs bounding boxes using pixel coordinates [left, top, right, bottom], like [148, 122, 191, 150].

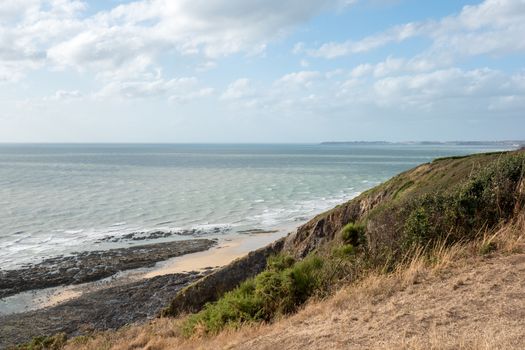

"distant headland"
[320, 140, 525, 147]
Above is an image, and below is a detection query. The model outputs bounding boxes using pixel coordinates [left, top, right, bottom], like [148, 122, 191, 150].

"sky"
[0, 0, 524, 143]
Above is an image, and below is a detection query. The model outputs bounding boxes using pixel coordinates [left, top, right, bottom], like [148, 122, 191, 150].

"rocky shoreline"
[95, 226, 231, 243]
[0, 269, 215, 348]
[0, 238, 221, 348]
[0, 239, 216, 299]
[0, 233, 290, 347]
[0, 233, 289, 348]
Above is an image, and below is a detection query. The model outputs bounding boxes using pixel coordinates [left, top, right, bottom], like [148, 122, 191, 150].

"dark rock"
[0, 270, 215, 349]
[0, 239, 216, 299]
[96, 226, 231, 243]
[237, 229, 279, 235]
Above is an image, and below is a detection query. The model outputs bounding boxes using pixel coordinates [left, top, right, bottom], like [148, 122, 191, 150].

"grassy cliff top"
[285, 149, 525, 258]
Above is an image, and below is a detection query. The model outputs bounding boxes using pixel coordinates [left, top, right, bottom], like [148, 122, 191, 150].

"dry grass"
[62, 214, 525, 350]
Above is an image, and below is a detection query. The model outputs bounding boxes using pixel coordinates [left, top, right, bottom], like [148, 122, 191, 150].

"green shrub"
[404, 206, 431, 247]
[254, 269, 293, 317]
[286, 255, 323, 304]
[399, 153, 525, 250]
[182, 279, 264, 336]
[341, 222, 366, 247]
[479, 241, 497, 255]
[266, 254, 295, 271]
[332, 244, 355, 257]
[182, 254, 324, 336]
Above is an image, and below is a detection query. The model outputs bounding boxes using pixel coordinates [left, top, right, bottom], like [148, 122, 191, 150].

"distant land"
[320, 140, 525, 147]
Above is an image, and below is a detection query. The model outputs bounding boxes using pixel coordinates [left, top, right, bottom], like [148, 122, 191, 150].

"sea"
[0, 143, 512, 270]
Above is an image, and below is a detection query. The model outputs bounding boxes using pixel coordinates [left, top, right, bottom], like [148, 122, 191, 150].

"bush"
[286, 255, 323, 304]
[341, 222, 366, 247]
[403, 206, 431, 247]
[266, 254, 295, 271]
[455, 153, 525, 228]
[332, 244, 355, 257]
[182, 254, 324, 336]
[182, 279, 264, 336]
[370, 159, 524, 265]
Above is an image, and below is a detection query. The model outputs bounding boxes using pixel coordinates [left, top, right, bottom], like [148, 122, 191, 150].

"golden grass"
[62, 213, 525, 350]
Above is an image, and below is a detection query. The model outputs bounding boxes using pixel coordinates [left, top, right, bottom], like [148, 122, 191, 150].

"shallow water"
[0, 143, 510, 269]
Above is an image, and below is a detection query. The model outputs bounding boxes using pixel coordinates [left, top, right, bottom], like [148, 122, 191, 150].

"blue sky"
[0, 0, 524, 142]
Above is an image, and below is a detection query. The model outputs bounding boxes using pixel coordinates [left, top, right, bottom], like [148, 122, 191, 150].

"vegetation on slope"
[49, 208, 524, 350]
[182, 150, 525, 336]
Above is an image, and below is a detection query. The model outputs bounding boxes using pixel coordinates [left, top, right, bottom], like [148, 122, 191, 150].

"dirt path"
[233, 253, 525, 350]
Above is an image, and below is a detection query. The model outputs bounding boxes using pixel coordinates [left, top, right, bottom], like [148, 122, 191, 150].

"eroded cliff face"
[162, 238, 285, 317]
[282, 187, 392, 258]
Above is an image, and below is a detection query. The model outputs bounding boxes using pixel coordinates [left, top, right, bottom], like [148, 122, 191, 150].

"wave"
[245, 191, 362, 228]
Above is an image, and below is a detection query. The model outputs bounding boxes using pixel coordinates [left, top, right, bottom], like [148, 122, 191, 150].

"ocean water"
[0, 143, 510, 269]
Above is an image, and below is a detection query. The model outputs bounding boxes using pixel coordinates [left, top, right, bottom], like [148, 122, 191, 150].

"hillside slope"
[233, 253, 525, 350]
[283, 151, 523, 258]
[165, 150, 524, 318]
[57, 231, 525, 350]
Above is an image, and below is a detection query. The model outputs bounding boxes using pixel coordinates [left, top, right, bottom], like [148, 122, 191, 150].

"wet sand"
[145, 230, 287, 277]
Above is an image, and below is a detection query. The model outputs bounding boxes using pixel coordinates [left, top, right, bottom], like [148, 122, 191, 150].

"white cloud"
[309, 0, 525, 61]
[370, 68, 524, 109]
[96, 76, 212, 100]
[0, 0, 354, 83]
[350, 64, 374, 78]
[196, 61, 218, 72]
[47, 27, 160, 73]
[49, 89, 82, 100]
[0, 0, 86, 81]
[221, 72, 327, 112]
[221, 78, 255, 100]
[292, 42, 306, 54]
[275, 71, 322, 88]
[310, 22, 422, 58]
[222, 66, 525, 117]
[488, 95, 525, 111]
[347, 56, 441, 80]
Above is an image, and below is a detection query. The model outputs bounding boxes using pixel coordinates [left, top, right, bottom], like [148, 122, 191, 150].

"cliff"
[163, 149, 525, 318]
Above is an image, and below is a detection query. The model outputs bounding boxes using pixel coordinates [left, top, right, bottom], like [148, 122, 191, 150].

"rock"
[0, 270, 215, 349]
[0, 239, 216, 299]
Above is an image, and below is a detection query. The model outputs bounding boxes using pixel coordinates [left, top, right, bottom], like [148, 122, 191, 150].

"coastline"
[0, 270, 211, 349]
[0, 228, 290, 317]
[144, 229, 287, 278]
[0, 239, 217, 300]
[0, 229, 291, 348]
